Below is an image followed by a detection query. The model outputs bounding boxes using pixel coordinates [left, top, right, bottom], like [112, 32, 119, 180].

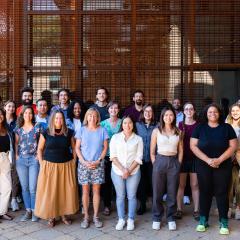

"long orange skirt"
[35, 160, 79, 219]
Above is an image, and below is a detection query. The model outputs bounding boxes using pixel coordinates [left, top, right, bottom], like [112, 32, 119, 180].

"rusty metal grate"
[0, 0, 240, 109]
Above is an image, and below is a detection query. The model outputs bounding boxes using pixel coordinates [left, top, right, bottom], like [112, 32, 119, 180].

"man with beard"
[123, 90, 144, 122]
[172, 98, 184, 127]
[16, 87, 37, 116]
[91, 87, 109, 121]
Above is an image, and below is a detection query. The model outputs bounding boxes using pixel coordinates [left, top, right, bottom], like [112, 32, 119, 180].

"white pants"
[0, 152, 12, 215]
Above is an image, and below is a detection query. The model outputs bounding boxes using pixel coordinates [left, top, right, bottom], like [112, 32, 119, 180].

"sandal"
[48, 218, 55, 228]
[61, 216, 72, 225]
[103, 207, 111, 216]
[174, 210, 183, 219]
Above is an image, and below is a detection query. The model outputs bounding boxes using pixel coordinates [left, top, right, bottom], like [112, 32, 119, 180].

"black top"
[91, 104, 109, 121]
[192, 123, 236, 164]
[42, 129, 74, 163]
[0, 134, 10, 152]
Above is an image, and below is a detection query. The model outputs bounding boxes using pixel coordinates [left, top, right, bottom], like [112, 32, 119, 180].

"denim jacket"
[136, 122, 156, 162]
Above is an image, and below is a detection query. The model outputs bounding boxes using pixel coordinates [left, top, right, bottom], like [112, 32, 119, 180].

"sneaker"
[127, 218, 135, 231]
[183, 196, 190, 205]
[152, 221, 161, 230]
[219, 218, 229, 235]
[228, 208, 232, 219]
[174, 210, 183, 219]
[162, 194, 167, 201]
[20, 211, 32, 222]
[235, 208, 240, 220]
[196, 216, 209, 232]
[93, 217, 103, 228]
[116, 219, 126, 231]
[32, 214, 39, 222]
[11, 198, 19, 212]
[168, 221, 176, 231]
[81, 218, 90, 229]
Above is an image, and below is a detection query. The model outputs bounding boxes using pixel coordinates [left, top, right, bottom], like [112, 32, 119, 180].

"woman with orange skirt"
[35, 110, 79, 227]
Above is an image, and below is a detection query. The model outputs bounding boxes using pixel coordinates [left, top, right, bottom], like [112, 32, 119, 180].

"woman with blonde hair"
[226, 103, 240, 219]
[35, 110, 79, 227]
[75, 108, 108, 229]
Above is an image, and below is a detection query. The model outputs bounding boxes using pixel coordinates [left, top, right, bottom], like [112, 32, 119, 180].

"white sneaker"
[162, 194, 167, 201]
[183, 196, 190, 205]
[152, 221, 161, 230]
[127, 218, 135, 231]
[235, 208, 240, 220]
[116, 219, 126, 231]
[11, 198, 20, 211]
[168, 221, 176, 231]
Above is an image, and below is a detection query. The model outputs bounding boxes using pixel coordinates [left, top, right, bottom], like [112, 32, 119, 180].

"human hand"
[122, 168, 130, 179]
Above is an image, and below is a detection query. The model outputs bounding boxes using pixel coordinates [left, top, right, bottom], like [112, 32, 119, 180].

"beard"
[135, 100, 143, 106]
[22, 99, 33, 105]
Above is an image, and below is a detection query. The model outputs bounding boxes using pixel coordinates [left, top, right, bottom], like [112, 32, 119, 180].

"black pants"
[152, 154, 180, 222]
[101, 157, 113, 208]
[137, 161, 153, 205]
[197, 160, 232, 220]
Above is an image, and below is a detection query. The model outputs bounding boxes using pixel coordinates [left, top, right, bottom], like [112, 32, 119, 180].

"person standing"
[0, 108, 14, 222]
[151, 106, 183, 231]
[16, 87, 37, 116]
[123, 90, 144, 122]
[35, 110, 79, 227]
[75, 108, 108, 229]
[4, 100, 20, 212]
[176, 102, 199, 220]
[100, 101, 122, 215]
[110, 116, 143, 231]
[15, 106, 42, 222]
[172, 98, 184, 127]
[190, 103, 237, 235]
[225, 103, 240, 219]
[136, 104, 156, 215]
[91, 87, 109, 121]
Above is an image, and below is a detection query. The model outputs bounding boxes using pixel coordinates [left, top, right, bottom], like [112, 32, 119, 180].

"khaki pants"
[0, 152, 12, 215]
[229, 164, 240, 208]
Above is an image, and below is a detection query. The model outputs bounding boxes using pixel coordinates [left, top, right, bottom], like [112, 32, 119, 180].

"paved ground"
[0, 203, 239, 240]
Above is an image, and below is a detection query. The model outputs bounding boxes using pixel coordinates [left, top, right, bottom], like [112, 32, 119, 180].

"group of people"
[0, 86, 239, 236]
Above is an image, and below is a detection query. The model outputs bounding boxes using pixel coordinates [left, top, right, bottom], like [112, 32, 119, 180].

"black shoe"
[174, 210, 183, 220]
[137, 204, 146, 215]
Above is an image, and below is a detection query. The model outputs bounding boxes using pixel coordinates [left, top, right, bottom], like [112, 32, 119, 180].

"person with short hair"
[190, 103, 237, 235]
[35, 99, 48, 130]
[172, 98, 184, 126]
[16, 87, 37, 116]
[75, 108, 108, 229]
[123, 90, 144, 122]
[91, 87, 109, 121]
[35, 110, 79, 227]
[110, 116, 143, 231]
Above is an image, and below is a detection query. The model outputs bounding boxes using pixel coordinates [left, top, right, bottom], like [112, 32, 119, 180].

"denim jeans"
[16, 155, 39, 210]
[111, 169, 140, 220]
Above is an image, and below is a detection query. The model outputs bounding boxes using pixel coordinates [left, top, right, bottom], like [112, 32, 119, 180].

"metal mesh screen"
[0, 0, 240, 108]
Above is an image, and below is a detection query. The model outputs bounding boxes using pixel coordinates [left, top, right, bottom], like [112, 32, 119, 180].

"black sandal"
[48, 218, 55, 228]
[174, 210, 183, 219]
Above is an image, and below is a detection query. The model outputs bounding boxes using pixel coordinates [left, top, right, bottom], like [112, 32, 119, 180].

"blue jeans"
[16, 155, 39, 210]
[111, 169, 140, 220]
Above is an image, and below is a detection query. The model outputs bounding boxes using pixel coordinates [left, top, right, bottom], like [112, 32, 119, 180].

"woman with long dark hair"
[15, 106, 42, 222]
[190, 103, 237, 234]
[151, 106, 183, 231]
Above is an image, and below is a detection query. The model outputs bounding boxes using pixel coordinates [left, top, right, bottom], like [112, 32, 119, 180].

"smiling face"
[163, 110, 175, 125]
[54, 112, 64, 129]
[207, 106, 220, 123]
[22, 92, 33, 105]
[133, 92, 144, 106]
[122, 117, 134, 134]
[23, 108, 33, 122]
[96, 89, 107, 103]
[4, 102, 15, 116]
[37, 100, 48, 115]
[59, 91, 69, 105]
[87, 110, 98, 126]
[108, 103, 119, 118]
[73, 102, 81, 118]
[143, 106, 153, 122]
[231, 105, 240, 121]
[183, 103, 195, 119]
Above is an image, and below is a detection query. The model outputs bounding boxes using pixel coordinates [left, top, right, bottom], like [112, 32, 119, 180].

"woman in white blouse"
[110, 116, 143, 231]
